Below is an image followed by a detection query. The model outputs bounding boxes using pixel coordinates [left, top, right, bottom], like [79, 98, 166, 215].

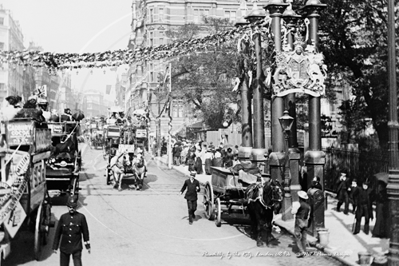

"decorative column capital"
[301, 1, 327, 17]
[264, 1, 289, 17]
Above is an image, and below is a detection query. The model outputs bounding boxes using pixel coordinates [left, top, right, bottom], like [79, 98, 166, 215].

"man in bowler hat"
[53, 195, 90, 266]
[180, 171, 200, 225]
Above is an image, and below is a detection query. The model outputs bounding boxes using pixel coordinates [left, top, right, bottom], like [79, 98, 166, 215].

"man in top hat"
[180, 171, 200, 225]
[53, 195, 90, 266]
[336, 172, 350, 214]
[292, 190, 311, 258]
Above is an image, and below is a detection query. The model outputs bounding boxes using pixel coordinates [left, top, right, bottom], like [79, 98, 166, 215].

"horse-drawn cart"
[203, 165, 283, 246]
[203, 167, 249, 227]
[0, 118, 54, 262]
[46, 121, 81, 198]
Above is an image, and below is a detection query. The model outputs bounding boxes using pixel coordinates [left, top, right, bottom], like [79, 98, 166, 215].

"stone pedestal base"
[305, 150, 326, 233]
[289, 148, 301, 202]
[387, 169, 399, 266]
[304, 150, 326, 190]
[269, 151, 285, 184]
[251, 148, 267, 174]
[238, 146, 252, 160]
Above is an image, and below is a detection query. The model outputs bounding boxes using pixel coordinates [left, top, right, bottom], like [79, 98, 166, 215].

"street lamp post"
[279, 110, 294, 221]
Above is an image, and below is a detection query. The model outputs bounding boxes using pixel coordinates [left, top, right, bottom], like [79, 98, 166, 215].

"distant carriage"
[45, 121, 82, 198]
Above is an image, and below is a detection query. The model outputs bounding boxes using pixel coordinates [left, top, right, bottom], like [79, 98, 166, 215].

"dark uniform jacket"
[295, 201, 311, 229]
[180, 179, 200, 201]
[53, 212, 90, 254]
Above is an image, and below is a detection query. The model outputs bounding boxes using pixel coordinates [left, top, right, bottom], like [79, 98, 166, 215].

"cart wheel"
[203, 183, 214, 220]
[215, 197, 222, 227]
[106, 167, 112, 185]
[34, 203, 45, 261]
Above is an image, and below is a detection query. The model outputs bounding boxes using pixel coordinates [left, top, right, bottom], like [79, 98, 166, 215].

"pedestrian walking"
[173, 144, 182, 166]
[348, 179, 359, 214]
[336, 172, 350, 214]
[292, 191, 311, 258]
[53, 195, 90, 266]
[180, 172, 201, 225]
[352, 180, 372, 235]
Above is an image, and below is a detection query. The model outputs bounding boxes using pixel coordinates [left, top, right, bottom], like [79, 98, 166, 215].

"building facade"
[0, 5, 25, 108]
[28, 42, 61, 111]
[127, 0, 257, 138]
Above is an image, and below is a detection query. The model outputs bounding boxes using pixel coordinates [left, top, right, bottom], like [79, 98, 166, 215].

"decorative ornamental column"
[235, 2, 253, 159]
[387, 0, 399, 265]
[265, 0, 289, 220]
[282, 0, 301, 203]
[245, 1, 268, 167]
[303, 0, 326, 194]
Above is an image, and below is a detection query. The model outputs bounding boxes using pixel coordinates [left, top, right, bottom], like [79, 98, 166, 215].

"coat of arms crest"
[272, 40, 327, 97]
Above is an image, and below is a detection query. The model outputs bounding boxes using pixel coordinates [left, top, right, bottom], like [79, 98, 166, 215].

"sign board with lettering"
[49, 124, 64, 135]
[136, 129, 146, 138]
[4, 201, 27, 238]
[6, 121, 33, 146]
[35, 129, 52, 153]
[118, 144, 135, 153]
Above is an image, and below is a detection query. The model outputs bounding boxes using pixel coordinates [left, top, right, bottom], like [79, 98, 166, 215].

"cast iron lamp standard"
[278, 110, 294, 221]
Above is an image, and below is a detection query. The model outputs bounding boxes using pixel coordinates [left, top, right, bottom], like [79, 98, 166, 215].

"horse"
[132, 153, 146, 190]
[245, 178, 283, 247]
[109, 152, 128, 191]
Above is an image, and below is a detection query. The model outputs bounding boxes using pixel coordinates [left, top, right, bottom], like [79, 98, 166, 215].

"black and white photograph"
[0, 0, 395, 265]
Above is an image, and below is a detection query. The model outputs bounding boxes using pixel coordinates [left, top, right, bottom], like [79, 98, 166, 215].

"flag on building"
[106, 85, 112, 94]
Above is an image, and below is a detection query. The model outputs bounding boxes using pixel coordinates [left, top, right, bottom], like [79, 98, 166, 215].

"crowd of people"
[172, 141, 240, 174]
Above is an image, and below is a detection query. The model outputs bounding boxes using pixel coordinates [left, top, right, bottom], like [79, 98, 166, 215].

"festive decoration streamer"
[0, 19, 273, 70]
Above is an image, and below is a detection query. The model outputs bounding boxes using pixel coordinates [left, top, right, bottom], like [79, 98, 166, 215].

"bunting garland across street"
[0, 18, 272, 71]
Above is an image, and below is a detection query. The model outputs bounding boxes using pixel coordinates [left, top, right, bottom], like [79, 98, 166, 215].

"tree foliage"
[165, 17, 240, 129]
[318, 0, 397, 148]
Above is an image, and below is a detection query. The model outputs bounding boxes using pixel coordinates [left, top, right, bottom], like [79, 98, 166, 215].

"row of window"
[147, 7, 236, 24]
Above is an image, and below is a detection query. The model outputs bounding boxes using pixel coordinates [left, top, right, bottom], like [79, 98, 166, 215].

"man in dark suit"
[353, 180, 372, 235]
[336, 172, 350, 214]
[53, 195, 90, 266]
[180, 172, 201, 225]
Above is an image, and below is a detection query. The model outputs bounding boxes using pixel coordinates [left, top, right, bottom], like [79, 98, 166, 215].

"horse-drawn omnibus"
[0, 117, 54, 262]
[45, 121, 82, 198]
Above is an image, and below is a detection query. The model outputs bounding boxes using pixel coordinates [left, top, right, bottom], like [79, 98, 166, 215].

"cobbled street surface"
[4, 144, 344, 266]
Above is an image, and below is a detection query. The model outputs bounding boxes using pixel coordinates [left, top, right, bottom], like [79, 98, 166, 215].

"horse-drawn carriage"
[106, 145, 147, 191]
[203, 163, 283, 247]
[45, 121, 81, 198]
[0, 117, 54, 262]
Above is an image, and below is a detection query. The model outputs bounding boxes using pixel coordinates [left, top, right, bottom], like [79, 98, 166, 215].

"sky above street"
[1, 0, 132, 96]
